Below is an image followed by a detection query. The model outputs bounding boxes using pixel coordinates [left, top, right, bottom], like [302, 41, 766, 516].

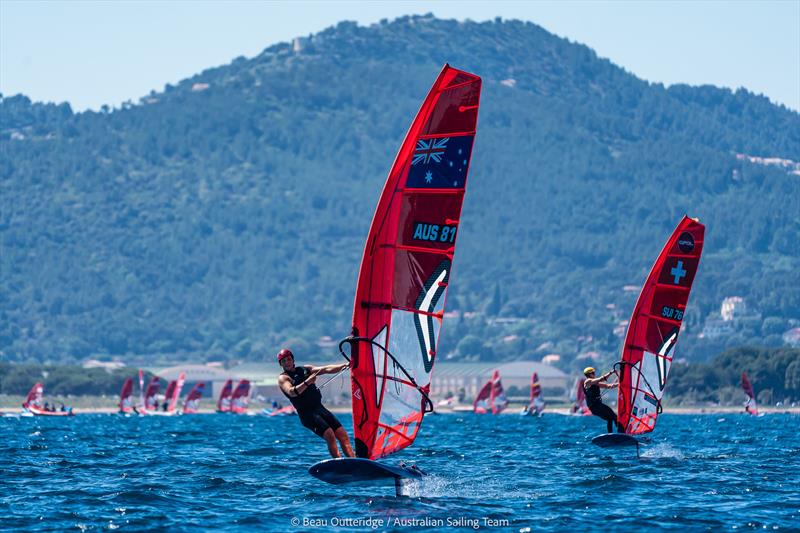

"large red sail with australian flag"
[617, 216, 704, 435]
[348, 64, 481, 460]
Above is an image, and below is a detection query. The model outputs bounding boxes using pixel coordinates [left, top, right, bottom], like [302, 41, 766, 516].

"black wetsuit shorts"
[590, 402, 623, 433]
[298, 405, 342, 438]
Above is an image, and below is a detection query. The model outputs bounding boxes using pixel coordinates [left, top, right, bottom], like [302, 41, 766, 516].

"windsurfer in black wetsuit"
[276, 348, 355, 458]
[583, 366, 624, 433]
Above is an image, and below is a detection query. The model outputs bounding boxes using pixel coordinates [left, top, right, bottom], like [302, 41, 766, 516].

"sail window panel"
[387, 308, 437, 390]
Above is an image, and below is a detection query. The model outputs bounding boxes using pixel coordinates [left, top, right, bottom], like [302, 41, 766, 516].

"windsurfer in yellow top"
[583, 366, 624, 433]
[276, 349, 354, 458]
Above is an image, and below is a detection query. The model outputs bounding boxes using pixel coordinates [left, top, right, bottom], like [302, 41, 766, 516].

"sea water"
[1, 412, 798, 531]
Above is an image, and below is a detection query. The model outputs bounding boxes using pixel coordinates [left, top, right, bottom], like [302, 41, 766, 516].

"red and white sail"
[167, 372, 185, 413]
[347, 64, 482, 459]
[217, 379, 233, 412]
[570, 377, 591, 416]
[473, 378, 492, 414]
[138, 369, 146, 412]
[230, 380, 251, 414]
[119, 378, 134, 413]
[164, 380, 176, 409]
[473, 370, 508, 415]
[182, 382, 205, 414]
[617, 216, 705, 435]
[741, 372, 759, 416]
[23, 382, 44, 410]
[143, 376, 161, 412]
[528, 372, 545, 416]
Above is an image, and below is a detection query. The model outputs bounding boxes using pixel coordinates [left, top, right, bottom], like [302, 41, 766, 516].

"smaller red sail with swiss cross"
[616, 216, 705, 436]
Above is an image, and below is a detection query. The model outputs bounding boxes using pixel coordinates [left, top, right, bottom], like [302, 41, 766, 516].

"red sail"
[23, 382, 43, 409]
[144, 377, 160, 411]
[528, 372, 544, 414]
[164, 381, 176, 405]
[741, 372, 759, 415]
[348, 64, 481, 459]
[119, 378, 134, 413]
[571, 378, 591, 416]
[230, 380, 251, 414]
[167, 372, 185, 412]
[490, 370, 508, 415]
[473, 370, 507, 414]
[138, 369, 145, 411]
[529, 372, 541, 403]
[183, 382, 205, 414]
[217, 379, 233, 412]
[617, 216, 705, 435]
[473, 378, 493, 414]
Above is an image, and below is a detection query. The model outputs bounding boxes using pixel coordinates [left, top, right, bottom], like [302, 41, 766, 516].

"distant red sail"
[23, 382, 43, 409]
[473, 370, 507, 415]
[217, 379, 233, 412]
[119, 378, 134, 413]
[166, 372, 185, 413]
[230, 380, 251, 414]
[528, 372, 544, 415]
[348, 64, 482, 459]
[138, 369, 145, 411]
[144, 377, 160, 411]
[164, 381, 176, 405]
[490, 370, 509, 415]
[183, 382, 205, 414]
[571, 378, 591, 416]
[741, 372, 759, 415]
[617, 216, 705, 435]
[473, 378, 493, 414]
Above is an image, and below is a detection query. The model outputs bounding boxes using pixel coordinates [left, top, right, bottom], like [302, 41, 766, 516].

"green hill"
[1, 15, 798, 369]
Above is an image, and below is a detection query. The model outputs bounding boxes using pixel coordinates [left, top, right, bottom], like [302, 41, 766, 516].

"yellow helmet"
[583, 366, 596, 376]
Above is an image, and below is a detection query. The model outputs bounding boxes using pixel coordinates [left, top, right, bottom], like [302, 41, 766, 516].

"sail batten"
[349, 65, 481, 460]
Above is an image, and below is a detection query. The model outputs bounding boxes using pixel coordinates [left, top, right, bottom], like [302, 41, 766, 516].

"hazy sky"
[1, 0, 798, 112]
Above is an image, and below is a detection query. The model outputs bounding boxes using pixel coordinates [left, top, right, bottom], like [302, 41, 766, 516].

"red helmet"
[277, 348, 294, 362]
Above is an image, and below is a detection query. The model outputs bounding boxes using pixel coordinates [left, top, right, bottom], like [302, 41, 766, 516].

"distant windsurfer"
[583, 366, 624, 433]
[277, 348, 354, 458]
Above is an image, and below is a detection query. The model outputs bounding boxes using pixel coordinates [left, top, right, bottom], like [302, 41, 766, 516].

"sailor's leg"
[322, 428, 340, 458]
[334, 426, 355, 458]
[318, 406, 353, 458]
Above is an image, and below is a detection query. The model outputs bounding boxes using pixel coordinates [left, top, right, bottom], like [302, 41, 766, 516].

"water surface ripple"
[1, 413, 798, 531]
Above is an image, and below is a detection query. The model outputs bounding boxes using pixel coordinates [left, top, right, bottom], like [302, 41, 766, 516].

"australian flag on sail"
[406, 135, 474, 189]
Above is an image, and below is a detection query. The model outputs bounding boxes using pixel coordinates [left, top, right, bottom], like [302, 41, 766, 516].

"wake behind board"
[309, 458, 424, 486]
[591, 433, 641, 448]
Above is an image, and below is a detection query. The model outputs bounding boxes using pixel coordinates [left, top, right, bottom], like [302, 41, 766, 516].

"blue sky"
[1, 0, 798, 112]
